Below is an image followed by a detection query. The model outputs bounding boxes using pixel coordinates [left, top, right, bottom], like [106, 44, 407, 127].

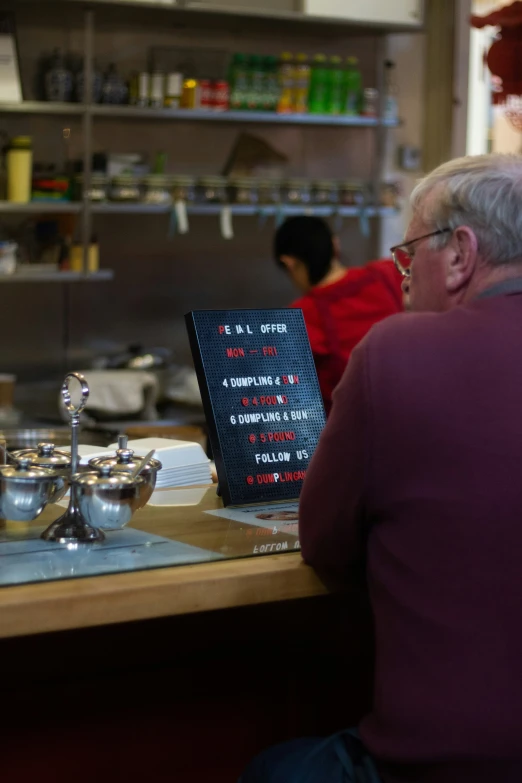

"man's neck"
[462, 261, 522, 304]
[313, 260, 346, 289]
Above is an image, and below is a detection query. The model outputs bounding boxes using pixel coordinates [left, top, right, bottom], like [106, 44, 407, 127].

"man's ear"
[446, 226, 478, 292]
[279, 254, 298, 273]
[332, 235, 341, 260]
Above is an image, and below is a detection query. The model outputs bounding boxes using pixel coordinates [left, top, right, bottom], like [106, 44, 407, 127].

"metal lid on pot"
[0, 458, 57, 481]
[89, 447, 162, 476]
[72, 464, 145, 490]
[11, 442, 72, 469]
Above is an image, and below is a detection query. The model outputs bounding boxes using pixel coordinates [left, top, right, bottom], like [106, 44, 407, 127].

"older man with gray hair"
[241, 154, 522, 783]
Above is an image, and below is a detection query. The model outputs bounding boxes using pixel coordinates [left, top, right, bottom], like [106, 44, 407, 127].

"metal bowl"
[10, 442, 72, 504]
[89, 449, 162, 509]
[72, 465, 144, 531]
[0, 459, 59, 522]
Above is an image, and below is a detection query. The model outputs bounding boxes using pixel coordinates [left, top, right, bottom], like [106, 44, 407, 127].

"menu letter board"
[186, 309, 326, 506]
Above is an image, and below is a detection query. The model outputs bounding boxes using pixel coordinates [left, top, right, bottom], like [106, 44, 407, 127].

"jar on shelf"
[172, 175, 196, 203]
[282, 178, 312, 206]
[362, 87, 379, 118]
[76, 173, 109, 202]
[257, 179, 281, 206]
[198, 176, 228, 204]
[312, 180, 339, 206]
[228, 177, 259, 206]
[110, 175, 142, 202]
[339, 180, 366, 207]
[380, 181, 400, 208]
[143, 174, 172, 206]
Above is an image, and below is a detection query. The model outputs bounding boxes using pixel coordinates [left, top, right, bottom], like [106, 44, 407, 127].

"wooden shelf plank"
[0, 101, 85, 116]
[91, 203, 397, 217]
[0, 270, 114, 283]
[0, 201, 81, 214]
[0, 102, 399, 128]
[92, 105, 398, 127]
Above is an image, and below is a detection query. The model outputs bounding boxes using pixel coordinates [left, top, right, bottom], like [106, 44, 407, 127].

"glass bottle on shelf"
[277, 52, 294, 114]
[263, 56, 279, 112]
[362, 88, 379, 118]
[229, 53, 249, 111]
[292, 53, 311, 114]
[342, 57, 362, 116]
[383, 60, 399, 123]
[247, 55, 265, 111]
[326, 56, 344, 115]
[308, 54, 328, 114]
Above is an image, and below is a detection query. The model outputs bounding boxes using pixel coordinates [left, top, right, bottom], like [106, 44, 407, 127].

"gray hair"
[410, 154, 522, 266]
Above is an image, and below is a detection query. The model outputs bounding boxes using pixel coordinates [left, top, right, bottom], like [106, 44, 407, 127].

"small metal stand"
[41, 372, 105, 544]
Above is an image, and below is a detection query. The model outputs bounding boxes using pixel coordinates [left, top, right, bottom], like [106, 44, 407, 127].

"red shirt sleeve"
[367, 259, 404, 310]
[291, 295, 329, 355]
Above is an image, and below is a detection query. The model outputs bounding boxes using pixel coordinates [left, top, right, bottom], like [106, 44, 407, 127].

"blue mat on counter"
[0, 526, 223, 586]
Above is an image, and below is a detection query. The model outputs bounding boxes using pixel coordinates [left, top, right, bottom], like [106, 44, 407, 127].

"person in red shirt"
[274, 216, 403, 412]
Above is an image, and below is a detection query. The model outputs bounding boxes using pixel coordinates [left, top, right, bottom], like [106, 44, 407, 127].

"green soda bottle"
[229, 53, 249, 111]
[263, 55, 279, 112]
[247, 55, 265, 111]
[343, 56, 362, 115]
[326, 55, 344, 115]
[308, 54, 328, 114]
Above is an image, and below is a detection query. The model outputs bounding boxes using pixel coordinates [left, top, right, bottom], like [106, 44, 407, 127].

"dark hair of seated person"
[274, 216, 335, 287]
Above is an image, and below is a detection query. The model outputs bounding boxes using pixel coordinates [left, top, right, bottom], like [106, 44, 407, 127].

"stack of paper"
[108, 437, 212, 489]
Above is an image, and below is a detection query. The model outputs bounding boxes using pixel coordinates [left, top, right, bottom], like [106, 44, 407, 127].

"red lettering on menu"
[241, 396, 289, 407]
[259, 395, 288, 406]
[262, 347, 278, 356]
[259, 432, 296, 443]
[256, 470, 306, 484]
[226, 348, 245, 358]
[218, 326, 225, 334]
[282, 375, 299, 385]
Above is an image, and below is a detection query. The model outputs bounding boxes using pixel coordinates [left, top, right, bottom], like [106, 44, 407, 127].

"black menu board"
[186, 309, 326, 506]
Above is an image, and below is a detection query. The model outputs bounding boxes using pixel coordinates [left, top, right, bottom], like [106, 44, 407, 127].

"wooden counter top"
[0, 487, 327, 639]
[0, 552, 326, 639]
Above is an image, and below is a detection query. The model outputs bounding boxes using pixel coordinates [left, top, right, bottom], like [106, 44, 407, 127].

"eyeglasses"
[390, 228, 451, 278]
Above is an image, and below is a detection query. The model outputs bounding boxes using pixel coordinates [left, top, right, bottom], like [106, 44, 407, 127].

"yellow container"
[70, 242, 99, 273]
[7, 136, 32, 203]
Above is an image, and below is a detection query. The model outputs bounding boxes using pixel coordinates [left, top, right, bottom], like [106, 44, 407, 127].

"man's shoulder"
[364, 307, 468, 355]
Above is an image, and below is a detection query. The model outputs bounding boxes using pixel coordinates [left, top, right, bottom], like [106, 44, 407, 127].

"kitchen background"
[0, 0, 471, 434]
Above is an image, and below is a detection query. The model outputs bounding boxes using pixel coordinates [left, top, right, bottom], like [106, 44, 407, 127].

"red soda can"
[200, 79, 213, 110]
[213, 80, 229, 112]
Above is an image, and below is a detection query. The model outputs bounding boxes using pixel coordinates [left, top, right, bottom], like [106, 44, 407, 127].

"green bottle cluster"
[229, 53, 279, 112]
[308, 55, 362, 115]
[228, 52, 363, 116]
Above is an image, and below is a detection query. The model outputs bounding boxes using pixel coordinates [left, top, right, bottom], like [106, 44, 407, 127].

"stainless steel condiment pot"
[0, 458, 58, 521]
[11, 442, 71, 502]
[88, 435, 162, 508]
[72, 464, 144, 531]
